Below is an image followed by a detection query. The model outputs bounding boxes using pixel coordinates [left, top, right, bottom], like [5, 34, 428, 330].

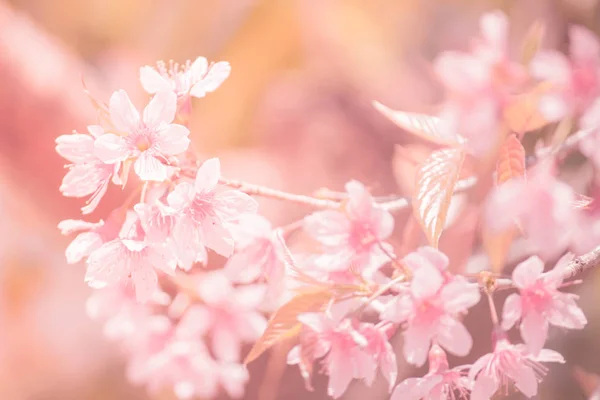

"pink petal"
[297, 313, 329, 333]
[437, 317, 473, 357]
[224, 250, 263, 283]
[530, 51, 572, 86]
[87, 125, 104, 138]
[132, 263, 159, 303]
[202, 217, 235, 257]
[479, 11, 508, 52]
[379, 342, 398, 392]
[512, 256, 544, 288]
[155, 124, 190, 155]
[237, 312, 267, 342]
[189, 57, 208, 80]
[212, 325, 241, 362]
[58, 219, 102, 235]
[512, 364, 539, 398]
[172, 217, 201, 270]
[190, 61, 231, 98]
[501, 293, 523, 331]
[303, 210, 351, 246]
[65, 232, 103, 264]
[403, 325, 433, 367]
[143, 91, 177, 126]
[234, 284, 267, 309]
[391, 375, 442, 400]
[134, 152, 168, 182]
[167, 182, 195, 210]
[471, 375, 499, 400]
[139, 66, 173, 94]
[81, 177, 110, 215]
[439, 279, 481, 313]
[195, 158, 220, 193]
[218, 363, 249, 399]
[434, 51, 489, 94]
[109, 89, 140, 132]
[177, 305, 212, 337]
[94, 133, 129, 163]
[146, 243, 177, 275]
[535, 349, 565, 364]
[326, 348, 355, 398]
[521, 312, 548, 356]
[569, 25, 600, 63]
[85, 241, 128, 288]
[538, 93, 570, 122]
[215, 190, 258, 221]
[547, 296, 587, 329]
[55, 133, 95, 163]
[411, 264, 443, 299]
[417, 246, 449, 270]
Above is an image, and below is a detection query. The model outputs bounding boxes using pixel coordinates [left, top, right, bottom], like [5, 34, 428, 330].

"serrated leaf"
[244, 288, 339, 365]
[372, 101, 462, 146]
[413, 148, 466, 248]
[496, 134, 526, 185]
[504, 81, 553, 134]
[521, 21, 545, 65]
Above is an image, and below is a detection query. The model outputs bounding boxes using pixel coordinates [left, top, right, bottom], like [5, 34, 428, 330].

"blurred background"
[1, 0, 600, 399]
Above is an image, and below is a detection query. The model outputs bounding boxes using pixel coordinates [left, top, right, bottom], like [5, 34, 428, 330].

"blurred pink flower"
[176, 271, 267, 363]
[140, 57, 231, 99]
[94, 90, 190, 182]
[56, 125, 120, 214]
[485, 161, 577, 260]
[381, 262, 480, 366]
[469, 335, 565, 399]
[85, 238, 177, 302]
[225, 214, 287, 297]
[391, 345, 472, 400]
[358, 322, 398, 391]
[303, 180, 394, 275]
[58, 208, 125, 263]
[502, 255, 587, 355]
[402, 246, 451, 273]
[530, 26, 600, 121]
[293, 311, 372, 398]
[434, 11, 526, 155]
[167, 158, 258, 269]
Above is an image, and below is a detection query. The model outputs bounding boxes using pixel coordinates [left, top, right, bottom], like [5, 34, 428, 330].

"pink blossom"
[392, 345, 472, 400]
[58, 208, 125, 264]
[290, 311, 373, 398]
[381, 262, 480, 366]
[303, 180, 394, 275]
[469, 334, 565, 399]
[434, 11, 526, 154]
[167, 158, 258, 270]
[140, 57, 230, 99]
[402, 246, 451, 273]
[530, 26, 600, 121]
[134, 202, 176, 242]
[94, 90, 190, 182]
[176, 271, 267, 362]
[358, 322, 398, 391]
[225, 214, 287, 297]
[56, 125, 120, 214]
[85, 238, 177, 303]
[485, 161, 577, 260]
[502, 255, 587, 355]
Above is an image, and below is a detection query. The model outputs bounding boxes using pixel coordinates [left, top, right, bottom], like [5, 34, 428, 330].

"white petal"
[139, 66, 173, 94]
[143, 91, 177, 126]
[109, 89, 140, 132]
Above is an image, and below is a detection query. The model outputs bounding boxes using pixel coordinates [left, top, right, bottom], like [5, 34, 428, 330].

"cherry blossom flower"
[140, 57, 231, 100]
[434, 11, 526, 155]
[167, 158, 258, 270]
[224, 214, 287, 298]
[94, 90, 190, 182]
[485, 161, 578, 260]
[303, 180, 394, 275]
[469, 333, 565, 399]
[176, 271, 267, 362]
[58, 208, 126, 264]
[402, 246, 451, 274]
[502, 255, 587, 355]
[391, 345, 472, 400]
[134, 202, 177, 242]
[381, 262, 480, 366]
[291, 310, 373, 398]
[530, 25, 600, 121]
[85, 238, 177, 302]
[358, 322, 398, 391]
[56, 125, 120, 214]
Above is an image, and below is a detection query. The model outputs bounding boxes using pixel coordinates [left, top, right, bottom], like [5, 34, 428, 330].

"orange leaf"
[504, 81, 553, 134]
[413, 147, 466, 248]
[372, 101, 462, 146]
[244, 288, 338, 365]
[496, 134, 526, 185]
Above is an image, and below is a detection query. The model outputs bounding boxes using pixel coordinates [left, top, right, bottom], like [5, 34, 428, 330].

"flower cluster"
[55, 10, 600, 400]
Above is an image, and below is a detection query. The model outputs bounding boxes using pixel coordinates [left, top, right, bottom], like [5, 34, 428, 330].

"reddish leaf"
[413, 147, 466, 248]
[244, 285, 358, 365]
[496, 133, 526, 185]
[504, 81, 553, 134]
[372, 101, 462, 146]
